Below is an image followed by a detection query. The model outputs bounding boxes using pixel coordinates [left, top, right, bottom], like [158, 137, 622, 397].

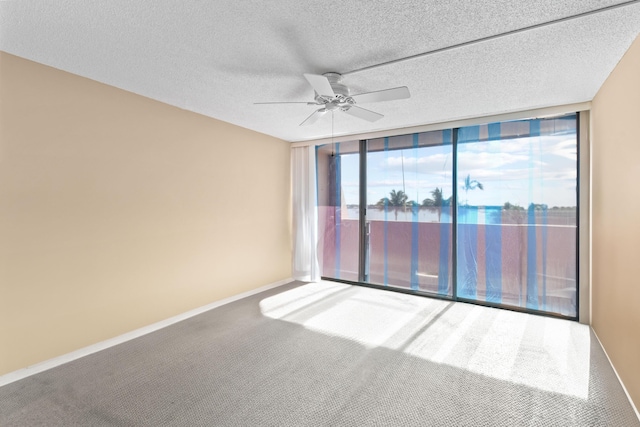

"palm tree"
[461, 174, 484, 205]
[422, 187, 446, 221]
[376, 189, 408, 220]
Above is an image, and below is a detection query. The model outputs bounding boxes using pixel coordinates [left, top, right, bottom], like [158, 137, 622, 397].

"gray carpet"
[1, 280, 638, 426]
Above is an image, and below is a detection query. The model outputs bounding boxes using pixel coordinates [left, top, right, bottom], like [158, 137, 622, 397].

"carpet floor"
[0, 280, 638, 426]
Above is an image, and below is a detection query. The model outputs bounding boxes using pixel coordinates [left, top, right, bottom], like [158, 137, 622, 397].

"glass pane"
[456, 115, 577, 317]
[365, 131, 453, 296]
[317, 141, 360, 281]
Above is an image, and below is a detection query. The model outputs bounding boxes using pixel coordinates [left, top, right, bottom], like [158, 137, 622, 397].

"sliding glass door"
[456, 116, 577, 317]
[366, 131, 453, 296]
[315, 114, 578, 318]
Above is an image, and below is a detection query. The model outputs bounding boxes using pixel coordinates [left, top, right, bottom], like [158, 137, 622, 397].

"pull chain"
[331, 110, 335, 156]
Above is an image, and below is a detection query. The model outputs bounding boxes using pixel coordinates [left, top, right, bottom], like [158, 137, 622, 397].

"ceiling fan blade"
[343, 106, 383, 122]
[254, 102, 315, 105]
[303, 74, 335, 97]
[300, 109, 327, 126]
[350, 86, 410, 104]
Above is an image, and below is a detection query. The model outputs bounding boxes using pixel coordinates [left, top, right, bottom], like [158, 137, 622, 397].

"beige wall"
[0, 52, 291, 375]
[591, 35, 640, 409]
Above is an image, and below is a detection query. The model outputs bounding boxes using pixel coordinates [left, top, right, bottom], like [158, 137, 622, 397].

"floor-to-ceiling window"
[366, 131, 453, 296]
[317, 140, 360, 282]
[316, 113, 578, 318]
[456, 116, 578, 317]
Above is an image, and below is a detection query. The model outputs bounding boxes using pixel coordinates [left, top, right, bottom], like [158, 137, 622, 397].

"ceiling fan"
[255, 72, 410, 126]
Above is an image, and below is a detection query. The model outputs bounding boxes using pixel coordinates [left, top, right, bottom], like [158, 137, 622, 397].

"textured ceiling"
[1, 1, 640, 142]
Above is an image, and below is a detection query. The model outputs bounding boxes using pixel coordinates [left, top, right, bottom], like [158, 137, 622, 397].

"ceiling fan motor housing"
[315, 72, 353, 110]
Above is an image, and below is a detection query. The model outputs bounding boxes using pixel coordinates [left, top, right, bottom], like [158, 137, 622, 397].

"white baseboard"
[592, 328, 640, 422]
[0, 277, 294, 388]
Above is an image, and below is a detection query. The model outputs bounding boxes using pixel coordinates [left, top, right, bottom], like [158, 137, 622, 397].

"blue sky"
[339, 133, 577, 208]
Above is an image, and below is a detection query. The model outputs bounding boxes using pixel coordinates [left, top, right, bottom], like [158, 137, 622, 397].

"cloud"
[548, 138, 577, 160]
[457, 151, 530, 171]
[332, 133, 577, 207]
[384, 152, 451, 169]
[457, 167, 576, 184]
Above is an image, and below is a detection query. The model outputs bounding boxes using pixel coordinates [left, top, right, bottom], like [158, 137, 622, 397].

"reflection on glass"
[317, 141, 360, 281]
[366, 131, 453, 296]
[456, 116, 577, 317]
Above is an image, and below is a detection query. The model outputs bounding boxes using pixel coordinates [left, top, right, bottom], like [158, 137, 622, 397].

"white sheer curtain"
[291, 146, 320, 282]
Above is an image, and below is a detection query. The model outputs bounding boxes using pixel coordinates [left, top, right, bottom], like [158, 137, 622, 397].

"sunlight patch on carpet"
[260, 281, 590, 399]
